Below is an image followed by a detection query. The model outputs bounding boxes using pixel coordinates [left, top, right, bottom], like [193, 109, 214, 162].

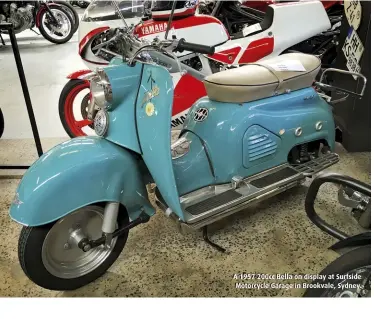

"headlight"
[91, 68, 112, 108]
[94, 109, 109, 137]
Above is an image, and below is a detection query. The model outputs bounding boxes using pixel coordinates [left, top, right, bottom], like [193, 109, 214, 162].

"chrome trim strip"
[182, 181, 300, 230]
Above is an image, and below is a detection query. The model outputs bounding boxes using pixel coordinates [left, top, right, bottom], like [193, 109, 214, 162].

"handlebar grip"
[175, 39, 215, 55]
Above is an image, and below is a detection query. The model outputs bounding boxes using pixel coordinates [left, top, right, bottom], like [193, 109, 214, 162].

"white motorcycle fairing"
[208, 1, 331, 65]
[78, 0, 145, 69]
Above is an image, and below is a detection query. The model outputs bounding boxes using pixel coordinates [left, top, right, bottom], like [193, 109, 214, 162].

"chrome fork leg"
[102, 202, 119, 248]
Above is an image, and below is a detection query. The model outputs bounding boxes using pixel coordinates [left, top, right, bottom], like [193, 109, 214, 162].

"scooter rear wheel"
[18, 204, 129, 291]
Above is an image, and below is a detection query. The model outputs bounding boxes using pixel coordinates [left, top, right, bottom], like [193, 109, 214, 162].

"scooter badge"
[145, 102, 155, 116]
[193, 108, 209, 122]
[142, 86, 160, 106]
[142, 72, 160, 106]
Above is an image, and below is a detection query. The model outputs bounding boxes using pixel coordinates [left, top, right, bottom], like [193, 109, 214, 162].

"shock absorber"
[299, 144, 310, 163]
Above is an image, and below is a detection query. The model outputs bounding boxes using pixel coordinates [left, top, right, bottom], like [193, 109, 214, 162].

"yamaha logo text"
[141, 22, 168, 36]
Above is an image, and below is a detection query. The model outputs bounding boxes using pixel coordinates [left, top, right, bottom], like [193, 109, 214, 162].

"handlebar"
[91, 28, 214, 75]
[305, 173, 371, 241]
[174, 38, 215, 55]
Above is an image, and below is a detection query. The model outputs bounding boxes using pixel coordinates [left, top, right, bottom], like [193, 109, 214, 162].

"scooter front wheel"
[18, 204, 129, 291]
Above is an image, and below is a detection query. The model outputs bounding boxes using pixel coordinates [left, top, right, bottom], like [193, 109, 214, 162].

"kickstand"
[30, 28, 40, 36]
[0, 33, 5, 46]
[202, 226, 227, 253]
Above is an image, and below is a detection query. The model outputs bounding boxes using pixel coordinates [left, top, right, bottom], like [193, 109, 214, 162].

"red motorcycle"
[0, 1, 76, 45]
[59, 0, 341, 138]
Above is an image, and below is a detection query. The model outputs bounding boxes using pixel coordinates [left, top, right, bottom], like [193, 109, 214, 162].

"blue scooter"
[9, 25, 366, 290]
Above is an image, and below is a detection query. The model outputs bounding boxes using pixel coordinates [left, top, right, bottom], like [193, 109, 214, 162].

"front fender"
[67, 69, 91, 80]
[10, 137, 154, 226]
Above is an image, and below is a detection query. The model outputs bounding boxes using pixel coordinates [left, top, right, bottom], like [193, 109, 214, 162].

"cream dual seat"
[203, 53, 321, 103]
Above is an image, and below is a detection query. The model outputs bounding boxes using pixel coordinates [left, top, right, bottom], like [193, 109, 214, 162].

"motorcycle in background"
[59, 0, 332, 137]
[0, 1, 76, 44]
[52, 1, 80, 33]
[198, 0, 343, 67]
[303, 173, 370, 297]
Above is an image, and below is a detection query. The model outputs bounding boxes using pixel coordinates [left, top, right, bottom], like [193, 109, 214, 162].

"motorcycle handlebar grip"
[176, 39, 215, 55]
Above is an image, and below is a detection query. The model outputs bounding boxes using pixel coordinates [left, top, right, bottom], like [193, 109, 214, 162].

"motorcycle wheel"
[59, 79, 92, 138]
[303, 245, 371, 297]
[38, 7, 75, 44]
[53, 1, 80, 33]
[18, 204, 129, 291]
[0, 108, 4, 138]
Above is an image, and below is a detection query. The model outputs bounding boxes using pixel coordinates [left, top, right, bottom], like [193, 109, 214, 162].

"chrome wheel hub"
[41, 206, 117, 279]
[42, 9, 71, 40]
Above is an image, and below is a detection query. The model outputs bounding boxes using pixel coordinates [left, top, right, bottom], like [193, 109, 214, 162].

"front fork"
[76, 202, 150, 252]
[101, 202, 120, 248]
[43, 4, 60, 25]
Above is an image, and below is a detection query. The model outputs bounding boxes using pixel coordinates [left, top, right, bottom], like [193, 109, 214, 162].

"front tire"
[38, 7, 75, 44]
[53, 2, 80, 33]
[18, 204, 129, 291]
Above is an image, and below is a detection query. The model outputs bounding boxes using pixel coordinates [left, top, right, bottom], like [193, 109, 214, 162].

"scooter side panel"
[172, 132, 215, 196]
[9, 137, 154, 227]
[183, 88, 335, 185]
[135, 64, 185, 221]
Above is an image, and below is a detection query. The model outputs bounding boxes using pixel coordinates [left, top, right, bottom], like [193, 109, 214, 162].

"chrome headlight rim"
[97, 68, 113, 103]
[90, 68, 112, 109]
